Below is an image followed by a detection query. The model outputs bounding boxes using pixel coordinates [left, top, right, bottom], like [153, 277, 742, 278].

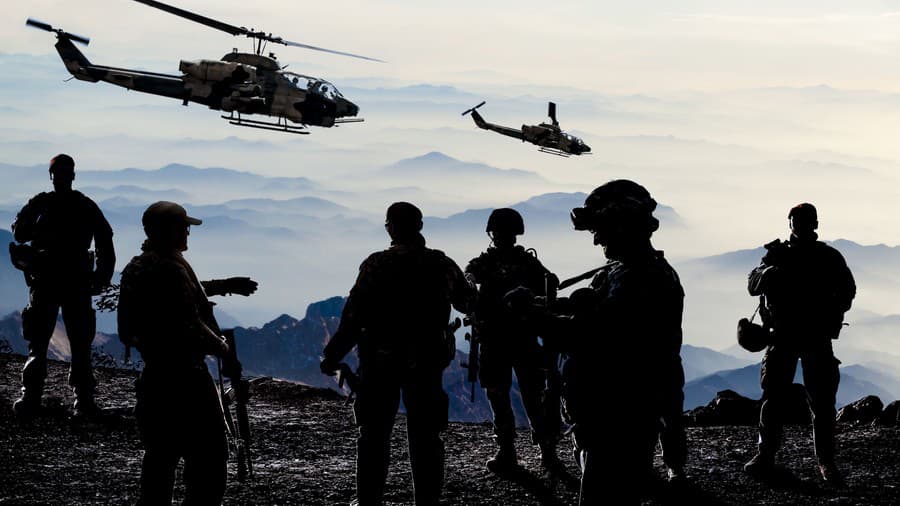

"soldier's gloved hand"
[504, 286, 536, 313]
[221, 356, 243, 379]
[320, 357, 340, 376]
[223, 277, 258, 296]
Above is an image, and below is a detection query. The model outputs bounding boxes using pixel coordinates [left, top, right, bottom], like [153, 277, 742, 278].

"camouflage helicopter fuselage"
[463, 101, 590, 157]
[54, 37, 359, 129]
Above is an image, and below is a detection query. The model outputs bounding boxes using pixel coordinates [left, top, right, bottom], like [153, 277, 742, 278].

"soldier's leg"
[403, 368, 447, 506]
[544, 351, 563, 440]
[750, 346, 798, 470]
[136, 372, 184, 505]
[61, 287, 97, 412]
[182, 374, 228, 506]
[513, 355, 560, 468]
[16, 286, 60, 414]
[659, 358, 687, 475]
[354, 369, 401, 506]
[138, 448, 180, 506]
[480, 346, 517, 470]
[801, 349, 840, 467]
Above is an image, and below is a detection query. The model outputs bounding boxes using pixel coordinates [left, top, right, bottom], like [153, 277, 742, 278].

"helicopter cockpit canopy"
[283, 72, 344, 100]
[562, 132, 584, 145]
[311, 80, 343, 100]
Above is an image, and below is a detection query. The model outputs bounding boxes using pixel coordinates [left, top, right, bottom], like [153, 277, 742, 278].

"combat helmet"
[570, 179, 659, 234]
[486, 208, 524, 235]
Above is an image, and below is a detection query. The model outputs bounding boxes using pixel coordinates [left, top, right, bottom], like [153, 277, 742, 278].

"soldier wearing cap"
[464, 208, 562, 474]
[320, 202, 474, 506]
[118, 201, 257, 505]
[10, 154, 115, 418]
[506, 180, 685, 504]
[743, 203, 855, 486]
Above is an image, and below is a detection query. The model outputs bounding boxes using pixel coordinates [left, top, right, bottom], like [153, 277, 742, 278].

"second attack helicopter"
[462, 101, 591, 157]
[27, 0, 383, 135]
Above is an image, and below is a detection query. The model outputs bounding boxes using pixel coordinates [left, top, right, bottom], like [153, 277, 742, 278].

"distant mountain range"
[12, 294, 892, 424]
[684, 362, 900, 410]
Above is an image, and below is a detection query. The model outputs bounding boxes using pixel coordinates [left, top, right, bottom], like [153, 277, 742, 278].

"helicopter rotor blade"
[26, 18, 54, 32]
[281, 39, 385, 63]
[461, 101, 486, 116]
[132, 0, 383, 62]
[133, 0, 246, 36]
[26, 18, 91, 45]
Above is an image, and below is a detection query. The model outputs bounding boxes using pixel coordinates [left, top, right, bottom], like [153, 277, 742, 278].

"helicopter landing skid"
[538, 147, 571, 157]
[221, 113, 310, 135]
[334, 118, 365, 124]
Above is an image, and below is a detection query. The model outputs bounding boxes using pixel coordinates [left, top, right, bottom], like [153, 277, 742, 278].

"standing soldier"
[10, 154, 115, 418]
[464, 208, 561, 474]
[743, 203, 855, 486]
[320, 202, 474, 506]
[118, 201, 257, 505]
[506, 180, 686, 504]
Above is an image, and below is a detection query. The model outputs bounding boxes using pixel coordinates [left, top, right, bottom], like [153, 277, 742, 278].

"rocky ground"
[1, 353, 899, 505]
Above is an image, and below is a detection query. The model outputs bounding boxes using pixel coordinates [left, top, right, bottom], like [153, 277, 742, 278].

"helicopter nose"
[581, 144, 591, 153]
[338, 98, 359, 117]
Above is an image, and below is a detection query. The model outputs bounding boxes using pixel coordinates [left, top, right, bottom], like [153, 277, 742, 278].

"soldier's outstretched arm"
[202, 277, 259, 297]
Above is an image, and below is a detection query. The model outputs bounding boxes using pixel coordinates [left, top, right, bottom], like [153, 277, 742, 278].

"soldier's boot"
[72, 385, 100, 418]
[486, 439, 519, 474]
[15, 355, 47, 419]
[817, 462, 845, 488]
[13, 386, 43, 419]
[743, 449, 776, 478]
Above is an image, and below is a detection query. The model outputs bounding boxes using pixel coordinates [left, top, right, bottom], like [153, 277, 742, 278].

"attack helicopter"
[462, 101, 591, 157]
[27, 0, 383, 135]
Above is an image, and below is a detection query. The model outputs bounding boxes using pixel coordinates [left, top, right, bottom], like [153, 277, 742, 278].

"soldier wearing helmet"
[320, 202, 474, 506]
[117, 201, 257, 505]
[10, 154, 115, 418]
[464, 208, 562, 474]
[507, 180, 685, 503]
[743, 203, 855, 486]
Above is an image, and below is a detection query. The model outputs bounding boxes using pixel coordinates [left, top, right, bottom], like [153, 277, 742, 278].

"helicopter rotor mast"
[132, 0, 384, 62]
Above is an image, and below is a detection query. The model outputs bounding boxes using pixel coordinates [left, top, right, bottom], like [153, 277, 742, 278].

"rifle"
[217, 329, 254, 481]
[461, 312, 480, 402]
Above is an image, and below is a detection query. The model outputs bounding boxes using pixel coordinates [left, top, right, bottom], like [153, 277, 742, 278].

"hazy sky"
[7, 1, 900, 91]
[7, 2, 900, 349]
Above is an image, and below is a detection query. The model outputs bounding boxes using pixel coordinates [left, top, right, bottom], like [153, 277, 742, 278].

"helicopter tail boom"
[54, 37, 99, 83]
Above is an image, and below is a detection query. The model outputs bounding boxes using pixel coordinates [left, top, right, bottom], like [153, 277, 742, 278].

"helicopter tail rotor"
[461, 101, 486, 116]
[548, 102, 558, 127]
[26, 18, 91, 45]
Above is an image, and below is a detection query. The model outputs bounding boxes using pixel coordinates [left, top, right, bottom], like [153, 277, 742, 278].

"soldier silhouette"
[464, 208, 562, 474]
[118, 201, 257, 505]
[505, 180, 686, 504]
[320, 202, 474, 506]
[10, 154, 115, 418]
[743, 203, 855, 486]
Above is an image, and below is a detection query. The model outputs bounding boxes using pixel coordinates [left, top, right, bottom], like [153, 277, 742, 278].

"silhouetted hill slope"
[2, 353, 899, 505]
[685, 363, 898, 410]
